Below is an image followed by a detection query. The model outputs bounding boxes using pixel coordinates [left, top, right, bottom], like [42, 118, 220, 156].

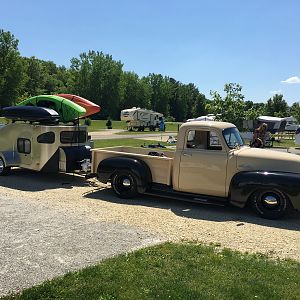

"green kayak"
[17, 95, 86, 123]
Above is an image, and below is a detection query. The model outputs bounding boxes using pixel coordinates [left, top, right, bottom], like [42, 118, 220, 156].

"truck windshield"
[223, 127, 244, 149]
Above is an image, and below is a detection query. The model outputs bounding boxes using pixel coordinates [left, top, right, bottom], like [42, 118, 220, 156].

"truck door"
[17, 134, 32, 166]
[178, 129, 228, 197]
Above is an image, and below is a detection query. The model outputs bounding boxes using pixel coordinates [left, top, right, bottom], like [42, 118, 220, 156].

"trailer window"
[37, 132, 55, 144]
[17, 138, 31, 154]
[60, 131, 87, 144]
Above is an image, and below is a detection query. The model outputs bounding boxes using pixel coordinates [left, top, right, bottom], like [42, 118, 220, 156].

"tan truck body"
[91, 121, 300, 218]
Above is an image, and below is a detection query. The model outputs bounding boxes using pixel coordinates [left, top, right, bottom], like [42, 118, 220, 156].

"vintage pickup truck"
[91, 121, 300, 219]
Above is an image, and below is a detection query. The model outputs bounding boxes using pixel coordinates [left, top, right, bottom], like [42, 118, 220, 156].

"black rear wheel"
[0, 157, 10, 176]
[112, 170, 138, 198]
[251, 188, 287, 219]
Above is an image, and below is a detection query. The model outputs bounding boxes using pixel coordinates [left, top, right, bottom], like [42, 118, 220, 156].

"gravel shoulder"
[1, 169, 300, 295]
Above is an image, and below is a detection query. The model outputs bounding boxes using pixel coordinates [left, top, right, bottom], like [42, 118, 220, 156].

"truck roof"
[181, 120, 236, 130]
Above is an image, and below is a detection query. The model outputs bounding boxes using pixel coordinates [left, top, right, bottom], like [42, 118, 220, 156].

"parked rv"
[120, 107, 163, 131]
[285, 116, 300, 131]
[0, 122, 91, 175]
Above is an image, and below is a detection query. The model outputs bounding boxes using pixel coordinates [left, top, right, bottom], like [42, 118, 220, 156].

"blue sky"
[1, 0, 300, 105]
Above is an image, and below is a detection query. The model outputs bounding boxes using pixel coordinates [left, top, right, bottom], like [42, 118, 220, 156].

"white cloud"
[281, 76, 300, 84]
[270, 89, 282, 94]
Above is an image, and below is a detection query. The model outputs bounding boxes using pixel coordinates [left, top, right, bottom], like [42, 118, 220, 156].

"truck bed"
[91, 146, 174, 185]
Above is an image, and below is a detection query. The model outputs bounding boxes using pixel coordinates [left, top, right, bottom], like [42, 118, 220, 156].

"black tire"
[112, 170, 138, 199]
[251, 188, 287, 219]
[0, 157, 10, 176]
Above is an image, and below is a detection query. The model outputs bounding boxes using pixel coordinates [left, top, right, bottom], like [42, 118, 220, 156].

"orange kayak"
[57, 94, 100, 118]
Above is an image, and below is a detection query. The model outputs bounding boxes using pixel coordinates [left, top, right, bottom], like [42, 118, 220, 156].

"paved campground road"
[0, 169, 300, 296]
[0, 172, 164, 296]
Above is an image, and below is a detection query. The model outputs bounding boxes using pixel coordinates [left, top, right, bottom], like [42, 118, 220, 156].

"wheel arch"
[97, 156, 152, 193]
[229, 171, 300, 210]
[0, 153, 6, 165]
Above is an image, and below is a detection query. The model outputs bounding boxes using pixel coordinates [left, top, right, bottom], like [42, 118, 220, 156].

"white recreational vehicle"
[0, 122, 91, 175]
[120, 107, 163, 131]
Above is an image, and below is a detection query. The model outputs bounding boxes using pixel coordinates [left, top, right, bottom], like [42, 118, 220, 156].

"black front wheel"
[251, 188, 287, 219]
[0, 157, 10, 176]
[112, 170, 138, 199]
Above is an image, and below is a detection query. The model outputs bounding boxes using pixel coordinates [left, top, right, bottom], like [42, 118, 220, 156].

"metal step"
[145, 184, 228, 207]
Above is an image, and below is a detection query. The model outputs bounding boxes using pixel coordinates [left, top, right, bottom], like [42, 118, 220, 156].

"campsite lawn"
[93, 139, 169, 148]
[5, 242, 300, 300]
[82, 120, 182, 132]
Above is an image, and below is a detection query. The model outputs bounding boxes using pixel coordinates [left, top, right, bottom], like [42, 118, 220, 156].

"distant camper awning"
[258, 116, 285, 122]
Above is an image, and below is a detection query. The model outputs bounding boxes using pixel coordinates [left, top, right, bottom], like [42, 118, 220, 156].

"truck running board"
[145, 184, 228, 207]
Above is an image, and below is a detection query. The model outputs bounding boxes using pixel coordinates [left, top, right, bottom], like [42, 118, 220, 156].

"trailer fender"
[97, 157, 152, 193]
[0, 151, 19, 167]
[229, 171, 300, 209]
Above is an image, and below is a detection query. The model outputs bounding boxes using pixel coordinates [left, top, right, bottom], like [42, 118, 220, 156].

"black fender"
[97, 156, 152, 193]
[229, 171, 300, 209]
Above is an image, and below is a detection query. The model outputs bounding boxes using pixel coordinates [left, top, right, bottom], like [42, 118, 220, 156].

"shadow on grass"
[84, 186, 300, 231]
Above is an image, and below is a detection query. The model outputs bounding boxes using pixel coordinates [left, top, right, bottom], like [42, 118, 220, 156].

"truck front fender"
[97, 157, 152, 193]
[229, 171, 300, 209]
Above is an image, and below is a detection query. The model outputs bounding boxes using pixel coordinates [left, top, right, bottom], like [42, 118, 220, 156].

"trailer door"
[17, 133, 32, 165]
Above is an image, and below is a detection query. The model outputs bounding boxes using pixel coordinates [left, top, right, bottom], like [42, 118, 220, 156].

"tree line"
[0, 29, 299, 127]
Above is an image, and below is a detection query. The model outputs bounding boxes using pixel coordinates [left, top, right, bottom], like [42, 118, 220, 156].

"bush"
[106, 119, 112, 129]
[165, 116, 175, 122]
[84, 118, 91, 126]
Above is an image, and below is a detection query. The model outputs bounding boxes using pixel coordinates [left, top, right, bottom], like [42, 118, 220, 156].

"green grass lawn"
[93, 138, 169, 148]
[273, 139, 296, 148]
[5, 242, 300, 300]
[0, 116, 7, 123]
[82, 120, 128, 131]
[82, 120, 182, 132]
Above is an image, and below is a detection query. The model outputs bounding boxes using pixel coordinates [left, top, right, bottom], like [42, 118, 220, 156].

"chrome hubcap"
[122, 178, 131, 187]
[262, 194, 279, 206]
[0, 159, 4, 173]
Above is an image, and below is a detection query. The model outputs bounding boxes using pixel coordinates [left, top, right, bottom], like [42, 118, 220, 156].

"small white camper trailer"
[0, 122, 90, 175]
[120, 107, 163, 131]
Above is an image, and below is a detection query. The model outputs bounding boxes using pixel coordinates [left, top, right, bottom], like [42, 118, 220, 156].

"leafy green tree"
[70, 51, 123, 119]
[244, 102, 265, 120]
[265, 94, 289, 117]
[22, 57, 45, 95]
[206, 83, 246, 129]
[119, 72, 152, 111]
[290, 102, 300, 123]
[0, 29, 25, 106]
[144, 73, 171, 117]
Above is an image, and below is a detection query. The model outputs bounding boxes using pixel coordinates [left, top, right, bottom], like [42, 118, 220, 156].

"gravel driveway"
[0, 169, 300, 296]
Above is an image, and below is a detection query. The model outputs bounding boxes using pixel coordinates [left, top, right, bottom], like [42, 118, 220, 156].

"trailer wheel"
[0, 157, 11, 176]
[112, 170, 138, 198]
[251, 188, 287, 219]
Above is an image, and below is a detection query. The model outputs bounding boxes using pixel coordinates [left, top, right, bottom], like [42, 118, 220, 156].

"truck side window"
[186, 130, 208, 149]
[208, 131, 222, 150]
[17, 138, 31, 154]
[186, 130, 222, 150]
[37, 132, 55, 144]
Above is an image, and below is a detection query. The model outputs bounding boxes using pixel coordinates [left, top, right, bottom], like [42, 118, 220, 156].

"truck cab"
[172, 122, 242, 197]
